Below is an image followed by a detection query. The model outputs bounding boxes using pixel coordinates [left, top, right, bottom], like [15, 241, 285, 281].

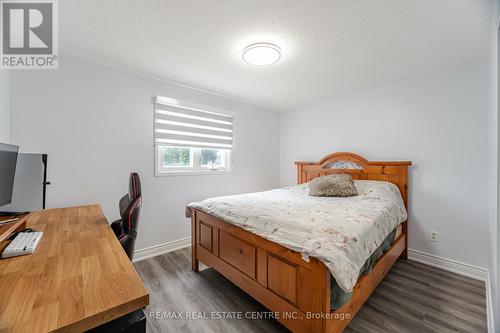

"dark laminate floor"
[134, 247, 487, 333]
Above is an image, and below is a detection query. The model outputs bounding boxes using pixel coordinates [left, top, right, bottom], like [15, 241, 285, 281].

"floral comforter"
[187, 180, 407, 292]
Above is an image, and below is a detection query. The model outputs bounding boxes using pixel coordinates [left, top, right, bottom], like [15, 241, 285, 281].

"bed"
[186, 152, 411, 333]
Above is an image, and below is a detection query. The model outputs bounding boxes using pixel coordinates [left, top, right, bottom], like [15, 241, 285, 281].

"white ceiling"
[61, 0, 493, 111]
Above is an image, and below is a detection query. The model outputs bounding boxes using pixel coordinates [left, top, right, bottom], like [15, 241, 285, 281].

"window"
[200, 148, 226, 169]
[154, 96, 233, 175]
[158, 146, 230, 173]
[161, 146, 193, 168]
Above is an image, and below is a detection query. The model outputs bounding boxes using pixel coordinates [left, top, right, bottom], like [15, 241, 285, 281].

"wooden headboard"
[296, 152, 411, 207]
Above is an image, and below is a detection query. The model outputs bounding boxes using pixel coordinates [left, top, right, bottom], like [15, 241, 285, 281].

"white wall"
[0, 70, 9, 143]
[491, 0, 500, 330]
[9, 58, 280, 251]
[280, 62, 491, 270]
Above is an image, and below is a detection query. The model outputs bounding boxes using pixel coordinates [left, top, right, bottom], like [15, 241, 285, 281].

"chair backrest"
[119, 196, 142, 260]
[129, 172, 142, 200]
[117, 172, 142, 260]
[118, 194, 130, 219]
[118, 172, 142, 219]
[122, 196, 142, 235]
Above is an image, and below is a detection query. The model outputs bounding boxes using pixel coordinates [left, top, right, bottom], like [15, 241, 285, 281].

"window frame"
[155, 145, 231, 176]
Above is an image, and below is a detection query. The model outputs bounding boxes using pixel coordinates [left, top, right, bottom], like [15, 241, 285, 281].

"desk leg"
[191, 214, 199, 272]
[85, 309, 146, 333]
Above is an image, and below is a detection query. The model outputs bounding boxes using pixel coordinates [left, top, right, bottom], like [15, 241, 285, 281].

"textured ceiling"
[60, 0, 493, 111]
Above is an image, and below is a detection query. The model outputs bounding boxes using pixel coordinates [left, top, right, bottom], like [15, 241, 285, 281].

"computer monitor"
[0, 143, 19, 208]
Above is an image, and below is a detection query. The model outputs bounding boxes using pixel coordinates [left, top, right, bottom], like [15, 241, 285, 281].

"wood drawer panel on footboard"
[219, 231, 257, 278]
[193, 210, 323, 333]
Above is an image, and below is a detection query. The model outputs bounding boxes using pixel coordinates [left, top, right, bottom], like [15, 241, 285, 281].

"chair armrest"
[111, 219, 123, 237]
[119, 233, 137, 260]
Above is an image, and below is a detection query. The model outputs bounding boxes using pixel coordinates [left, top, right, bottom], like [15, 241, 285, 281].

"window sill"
[155, 170, 232, 177]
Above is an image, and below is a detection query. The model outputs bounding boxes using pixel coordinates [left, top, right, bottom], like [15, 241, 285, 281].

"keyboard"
[1, 231, 43, 258]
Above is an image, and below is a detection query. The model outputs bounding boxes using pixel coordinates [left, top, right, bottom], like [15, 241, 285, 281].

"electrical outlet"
[430, 231, 439, 242]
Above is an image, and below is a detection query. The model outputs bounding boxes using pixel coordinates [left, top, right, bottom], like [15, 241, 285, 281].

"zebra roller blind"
[154, 96, 234, 150]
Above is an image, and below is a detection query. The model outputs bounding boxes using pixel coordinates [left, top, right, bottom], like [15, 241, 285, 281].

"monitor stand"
[0, 216, 26, 242]
[0, 211, 30, 217]
[0, 212, 30, 236]
[0, 217, 18, 225]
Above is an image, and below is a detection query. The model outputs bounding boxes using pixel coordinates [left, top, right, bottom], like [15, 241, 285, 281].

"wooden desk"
[0, 205, 149, 332]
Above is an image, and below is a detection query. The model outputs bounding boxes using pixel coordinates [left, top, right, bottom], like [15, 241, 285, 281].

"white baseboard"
[485, 277, 495, 333]
[133, 236, 191, 262]
[408, 248, 488, 281]
[408, 249, 493, 332]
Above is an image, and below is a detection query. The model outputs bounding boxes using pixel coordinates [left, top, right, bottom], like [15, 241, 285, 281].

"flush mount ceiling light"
[242, 43, 281, 66]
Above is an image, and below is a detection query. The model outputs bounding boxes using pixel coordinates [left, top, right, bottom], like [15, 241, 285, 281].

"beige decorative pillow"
[309, 174, 358, 197]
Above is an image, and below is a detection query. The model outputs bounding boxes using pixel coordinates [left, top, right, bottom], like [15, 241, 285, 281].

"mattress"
[187, 180, 407, 293]
[331, 225, 402, 309]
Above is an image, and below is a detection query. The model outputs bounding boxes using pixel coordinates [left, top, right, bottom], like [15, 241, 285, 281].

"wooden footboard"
[191, 209, 407, 333]
[192, 209, 329, 332]
[189, 153, 411, 333]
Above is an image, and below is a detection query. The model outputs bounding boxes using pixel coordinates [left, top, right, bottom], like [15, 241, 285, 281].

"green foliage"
[164, 147, 191, 166]
[163, 147, 224, 168]
[201, 149, 219, 165]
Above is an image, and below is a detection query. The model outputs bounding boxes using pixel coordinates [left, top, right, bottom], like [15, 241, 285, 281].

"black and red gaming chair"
[114, 172, 142, 219]
[111, 173, 142, 261]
